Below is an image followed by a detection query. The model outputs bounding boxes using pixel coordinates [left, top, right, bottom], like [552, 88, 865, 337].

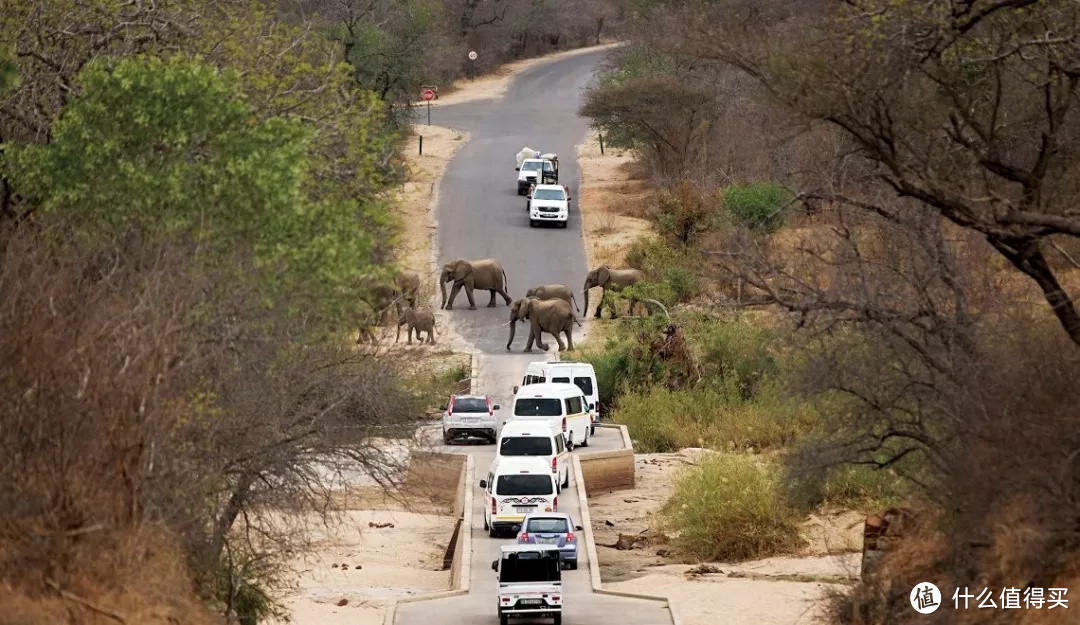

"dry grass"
[577, 128, 655, 269]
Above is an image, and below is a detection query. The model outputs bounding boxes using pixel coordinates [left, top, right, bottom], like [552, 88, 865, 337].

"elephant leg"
[465, 285, 477, 310]
[552, 332, 566, 352]
[487, 289, 497, 307]
[564, 328, 574, 351]
[499, 287, 513, 305]
[594, 288, 605, 318]
[427, 330, 435, 344]
[407, 325, 414, 344]
[445, 283, 462, 310]
[524, 329, 535, 352]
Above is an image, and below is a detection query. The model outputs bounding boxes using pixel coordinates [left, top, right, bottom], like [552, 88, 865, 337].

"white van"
[480, 456, 559, 537]
[497, 420, 570, 493]
[520, 361, 600, 435]
[510, 383, 591, 450]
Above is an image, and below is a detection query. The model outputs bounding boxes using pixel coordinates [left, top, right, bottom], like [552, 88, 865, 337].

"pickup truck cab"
[527, 184, 571, 228]
[441, 394, 499, 444]
[492, 544, 563, 625]
[516, 158, 556, 195]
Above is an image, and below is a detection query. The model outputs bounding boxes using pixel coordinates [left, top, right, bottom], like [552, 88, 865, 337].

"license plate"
[519, 599, 542, 606]
[514, 506, 534, 513]
[538, 537, 558, 544]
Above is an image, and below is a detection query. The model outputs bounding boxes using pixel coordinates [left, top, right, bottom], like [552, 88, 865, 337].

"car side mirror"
[513, 385, 519, 394]
[575, 525, 583, 531]
[492, 560, 499, 571]
[567, 196, 572, 201]
[440, 405, 447, 411]
[515, 167, 520, 171]
[479, 479, 487, 489]
[494, 404, 501, 410]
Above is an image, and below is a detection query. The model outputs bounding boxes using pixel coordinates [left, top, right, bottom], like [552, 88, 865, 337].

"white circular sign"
[468, 50, 478, 61]
[909, 583, 942, 614]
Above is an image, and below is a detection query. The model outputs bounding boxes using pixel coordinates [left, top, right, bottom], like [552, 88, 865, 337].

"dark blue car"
[516, 513, 583, 570]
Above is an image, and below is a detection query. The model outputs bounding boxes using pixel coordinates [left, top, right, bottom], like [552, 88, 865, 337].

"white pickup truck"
[492, 544, 563, 625]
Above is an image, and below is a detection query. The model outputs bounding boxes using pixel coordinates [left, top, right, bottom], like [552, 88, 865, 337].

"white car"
[527, 184, 570, 228]
[517, 158, 556, 195]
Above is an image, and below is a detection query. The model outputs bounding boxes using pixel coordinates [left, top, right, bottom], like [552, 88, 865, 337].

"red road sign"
[421, 89, 435, 101]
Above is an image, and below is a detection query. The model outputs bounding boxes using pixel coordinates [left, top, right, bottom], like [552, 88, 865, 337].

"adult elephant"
[505, 297, 581, 352]
[583, 265, 645, 319]
[525, 284, 580, 313]
[440, 258, 512, 310]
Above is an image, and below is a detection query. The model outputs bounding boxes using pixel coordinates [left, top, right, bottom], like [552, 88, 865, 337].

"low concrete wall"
[386, 452, 473, 624]
[404, 451, 466, 514]
[579, 425, 635, 493]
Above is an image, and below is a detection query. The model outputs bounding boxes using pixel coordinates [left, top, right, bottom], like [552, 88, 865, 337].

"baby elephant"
[525, 283, 580, 313]
[396, 307, 438, 345]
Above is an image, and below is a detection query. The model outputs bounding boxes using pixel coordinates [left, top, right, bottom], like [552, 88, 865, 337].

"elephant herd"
[358, 259, 645, 351]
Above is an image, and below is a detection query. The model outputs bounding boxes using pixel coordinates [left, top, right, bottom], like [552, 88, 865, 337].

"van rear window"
[573, 377, 593, 396]
[497, 474, 554, 496]
[500, 436, 553, 456]
[499, 555, 560, 583]
[514, 398, 562, 416]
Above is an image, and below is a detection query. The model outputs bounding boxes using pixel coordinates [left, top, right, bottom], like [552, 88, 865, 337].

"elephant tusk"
[502, 320, 514, 326]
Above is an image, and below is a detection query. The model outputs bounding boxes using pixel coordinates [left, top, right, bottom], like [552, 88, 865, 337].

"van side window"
[487, 472, 494, 492]
[552, 376, 570, 384]
[573, 376, 593, 396]
[564, 396, 582, 415]
[556, 435, 565, 453]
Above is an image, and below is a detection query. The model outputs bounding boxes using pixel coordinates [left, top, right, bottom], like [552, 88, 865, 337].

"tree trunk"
[988, 235, 1080, 347]
[210, 473, 254, 561]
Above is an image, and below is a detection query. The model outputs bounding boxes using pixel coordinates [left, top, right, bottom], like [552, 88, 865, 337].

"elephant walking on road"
[505, 297, 582, 353]
[525, 284, 580, 313]
[440, 258, 512, 310]
[396, 307, 437, 344]
[583, 265, 645, 319]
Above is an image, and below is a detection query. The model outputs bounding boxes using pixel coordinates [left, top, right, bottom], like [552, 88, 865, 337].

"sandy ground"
[589, 450, 864, 625]
[576, 128, 654, 270]
[282, 505, 455, 625]
[420, 43, 623, 107]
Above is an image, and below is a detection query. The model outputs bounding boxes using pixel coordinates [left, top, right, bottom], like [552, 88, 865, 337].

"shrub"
[612, 385, 808, 453]
[664, 453, 803, 561]
[722, 181, 793, 232]
[648, 182, 720, 244]
[625, 237, 701, 302]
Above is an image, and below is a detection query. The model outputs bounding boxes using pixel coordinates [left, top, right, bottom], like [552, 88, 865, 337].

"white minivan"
[510, 383, 592, 450]
[497, 420, 570, 492]
[520, 361, 600, 435]
[480, 456, 559, 537]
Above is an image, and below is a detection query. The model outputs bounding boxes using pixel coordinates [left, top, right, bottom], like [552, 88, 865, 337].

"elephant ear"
[453, 260, 470, 281]
[597, 266, 610, 285]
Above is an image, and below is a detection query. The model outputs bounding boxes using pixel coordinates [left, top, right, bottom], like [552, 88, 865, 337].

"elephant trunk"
[506, 319, 517, 351]
[395, 321, 401, 343]
[583, 288, 590, 316]
[439, 278, 447, 309]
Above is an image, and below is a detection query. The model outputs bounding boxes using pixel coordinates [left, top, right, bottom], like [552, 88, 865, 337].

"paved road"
[397, 50, 675, 625]
[430, 50, 603, 355]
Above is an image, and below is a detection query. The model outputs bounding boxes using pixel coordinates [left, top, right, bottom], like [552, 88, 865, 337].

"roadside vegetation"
[578, 1, 1080, 621]
[0, 2, 622, 623]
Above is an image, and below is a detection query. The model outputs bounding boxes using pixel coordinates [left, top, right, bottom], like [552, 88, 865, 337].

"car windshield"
[526, 518, 570, 533]
[573, 377, 594, 396]
[521, 161, 544, 171]
[499, 553, 560, 583]
[496, 474, 554, 496]
[514, 398, 562, 417]
[500, 436, 553, 456]
[451, 397, 487, 412]
[532, 189, 565, 201]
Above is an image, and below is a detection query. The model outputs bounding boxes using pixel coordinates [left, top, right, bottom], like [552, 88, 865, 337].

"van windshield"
[515, 398, 562, 417]
[499, 553, 560, 583]
[496, 474, 554, 496]
[500, 436, 553, 456]
[573, 377, 594, 396]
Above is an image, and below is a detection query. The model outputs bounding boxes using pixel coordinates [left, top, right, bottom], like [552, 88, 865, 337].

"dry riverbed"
[589, 450, 863, 625]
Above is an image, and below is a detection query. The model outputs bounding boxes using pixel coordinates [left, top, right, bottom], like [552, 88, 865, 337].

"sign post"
[467, 50, 477, 79]
[421, 88, 435, 125]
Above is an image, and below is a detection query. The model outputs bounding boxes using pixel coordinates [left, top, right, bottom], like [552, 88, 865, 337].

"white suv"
[527, 184, 570, 228]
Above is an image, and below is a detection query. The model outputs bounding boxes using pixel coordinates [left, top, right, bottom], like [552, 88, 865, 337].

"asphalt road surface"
[396, 50, 676, 625]
[430, 49, 604, 355]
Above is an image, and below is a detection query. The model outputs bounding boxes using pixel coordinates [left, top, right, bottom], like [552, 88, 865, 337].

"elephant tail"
[572, 313, 583, 328]
[502, 268, 508, 292]
[570, 291, 580, 313]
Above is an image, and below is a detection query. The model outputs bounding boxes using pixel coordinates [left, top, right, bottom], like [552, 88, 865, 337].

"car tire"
[529, 219, 536, 228]
[580, 431, 589, 447]
[562, 470, 570, 489]
[443, 432, 452, 445]
[569, 561, 578, 570]
[552, 615, 561, 625]
[590, 424, 596, 436]
[566, 435, 574, 451]
[489, 525, 499, 538]
[500, 614, 509, 625]
[560, 220, 568, 228]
